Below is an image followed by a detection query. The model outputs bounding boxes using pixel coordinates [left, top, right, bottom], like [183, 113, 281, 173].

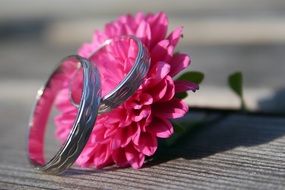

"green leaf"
[228, 71, 246, 110]
[175, 92, 188, 99]
[228, 72, 243, 97]
[172, 121, 185, 133]
[178, 71, 204, 84]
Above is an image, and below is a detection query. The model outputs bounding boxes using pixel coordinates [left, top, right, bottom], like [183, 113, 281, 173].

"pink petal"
[150, 40, 173, 63]
[92, 127, 110, 144]
[136, 21, 151, 47]
[136, 132, 157, 156]
[174, 80, 199, 93]
[118, 14, 136, 34]
[111, 130, 123, 150]
[150, 78, 167, 102]
[151, 61, 170, 80]
[145, 62, 170, 88]
[159, 76, 175, 102]
[76, 146, 96, 167]
[127, 39, 139, 60]
[54, 112, 75, 126]
[127, 93, 153, 109]
[169, 53, 191, 77]
[104, 126, 119, 139]
[126, 100, 142, 110]
[125, 143, 145, 169]
[112, 148, 129, 167]
[140, 93, 153, 105]
[153, 98, 189, 119]
[99, 107, 132, 128]
[167, 26, 183, 48]
[136, 110, 153, 132]
[111, 127, 135, 149]
[105, 21, 119, 37]
[133, 106, 151, 122]
[122, 126, 137, 147]
[54, 112, 76, 142]
[54, 89, 76, 112]
[93, 143, 112, 168]
[151, 117, 174, 138]
[134, 12, 145, 26]
[132, 126, 141, 145]
[147, 12, 168, 47]
[92, 30, 108, 45]
[104, 108, 126, 124]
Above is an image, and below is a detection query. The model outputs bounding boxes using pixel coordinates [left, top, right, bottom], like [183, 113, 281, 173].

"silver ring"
[27, 55, 101, 175]
[72, 35, 150, 113]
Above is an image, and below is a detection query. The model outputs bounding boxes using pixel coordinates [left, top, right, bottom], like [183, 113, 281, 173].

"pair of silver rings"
[27, 35, 150, 174]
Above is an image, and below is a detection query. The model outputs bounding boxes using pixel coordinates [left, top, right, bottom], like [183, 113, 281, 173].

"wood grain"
[0, 102, 284, 189]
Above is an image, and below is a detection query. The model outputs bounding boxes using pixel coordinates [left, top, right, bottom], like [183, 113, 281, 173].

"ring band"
[88, 35, 150, 113]
[27, 55, 101, 174]
[28, 36, 150, 174]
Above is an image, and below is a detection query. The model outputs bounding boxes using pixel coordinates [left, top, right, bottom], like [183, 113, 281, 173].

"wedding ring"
[28, 36, 150, 174]
[76, 35, 150, 113]
[27, 55, 101, 175]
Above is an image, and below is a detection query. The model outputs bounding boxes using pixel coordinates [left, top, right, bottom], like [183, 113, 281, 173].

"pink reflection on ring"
[28, 59, 79, 166]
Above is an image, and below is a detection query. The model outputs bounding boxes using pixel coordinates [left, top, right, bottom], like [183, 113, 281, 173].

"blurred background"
[0, 0, 285, 114]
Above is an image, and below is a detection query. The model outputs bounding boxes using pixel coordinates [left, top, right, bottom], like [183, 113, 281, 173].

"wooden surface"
[0, 100, 285, 189]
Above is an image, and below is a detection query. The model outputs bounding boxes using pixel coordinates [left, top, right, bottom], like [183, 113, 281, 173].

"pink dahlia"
[54, 12, 198, 169]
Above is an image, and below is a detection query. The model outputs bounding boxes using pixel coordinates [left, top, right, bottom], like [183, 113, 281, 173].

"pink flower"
[54, 12, 198, 169]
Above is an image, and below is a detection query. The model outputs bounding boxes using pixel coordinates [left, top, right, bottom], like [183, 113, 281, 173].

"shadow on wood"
[258, 88, 285, 113]
[148, 113, 285, 166]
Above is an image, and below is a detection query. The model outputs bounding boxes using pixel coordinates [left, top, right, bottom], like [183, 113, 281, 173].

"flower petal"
[132, 125, 141, 145]
[151, 62, 170, 80]
[122, 126, 137, 147]
[150, 117, 174, 138]
[144, 62, 170, 88]
[92, 127, 110, 144]
[125, 143, 145, 169]
[54, 111, 76, 142]
[174, 80, 199, 93]
[136, 21, 151, 47]
[134, 12, 145, 26]
[76, 146, 96, 167]
[169, 53, 191, 77]
[54, 89, 75, 112]
[167, 26, 183, 48]
[150, 40, 173, 63]
[111, 126, 136, 149]
[133, 106, 151, 122]
[153, 98, 189, 119]
[150, 78, 167, 102]
[159, 76, 175, 102]
[92, 30, 108, 46]
[112, 148, 129, 167]
[136, 132, 157, 156]
[119, 14, 136, 34]
[93, 143, 112, 168]
[147, 12, 168, 47]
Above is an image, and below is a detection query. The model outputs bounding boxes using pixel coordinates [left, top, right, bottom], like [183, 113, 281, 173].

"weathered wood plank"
[45, 17, 285, 46]
[0, 100, 284, 189]
[1, 0, 285, 21]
